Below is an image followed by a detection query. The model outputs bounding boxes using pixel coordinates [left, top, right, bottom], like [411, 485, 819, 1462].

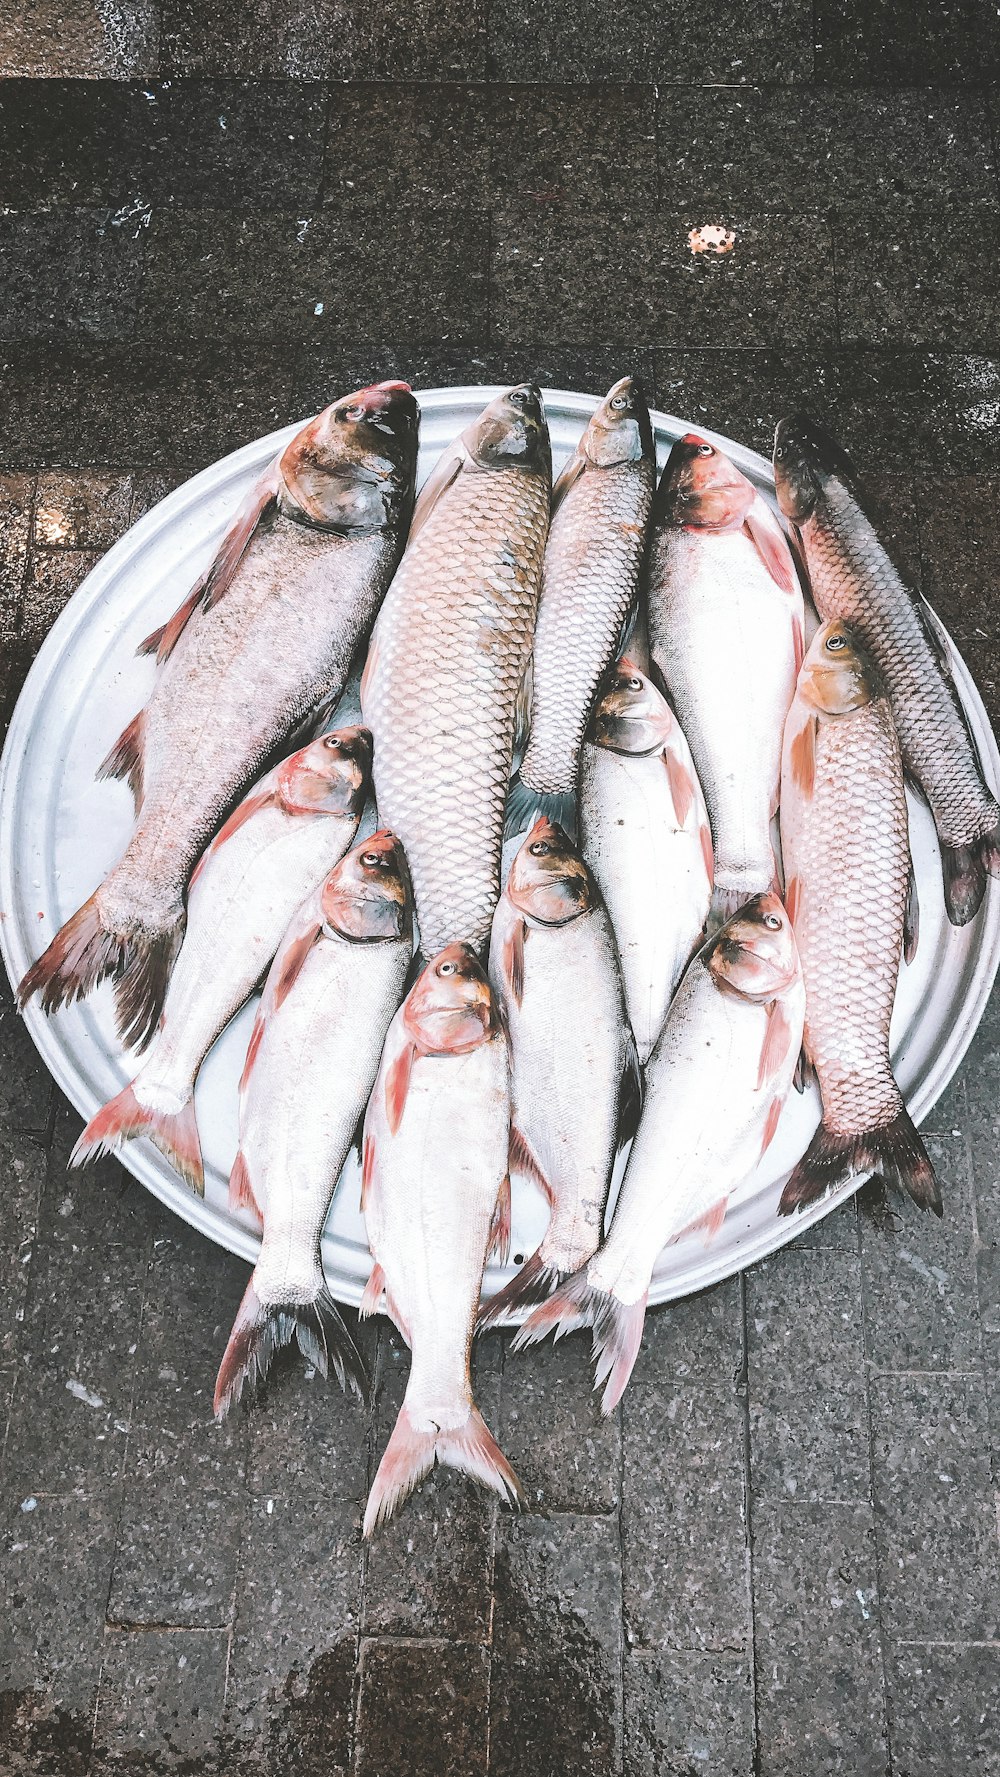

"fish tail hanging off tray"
[512, 1269, 648, 1416]
[778, 1103, 941, 1218]
[363, 1400, 523, 1537]
[504, 771, 578, 842]
[213, 1276, 370, 1420]
[17, 889, 183, 1054]
[940, 817, 1000, 927]
[476, 1249, 567, 1331]
[70, 1080, 204, 1197]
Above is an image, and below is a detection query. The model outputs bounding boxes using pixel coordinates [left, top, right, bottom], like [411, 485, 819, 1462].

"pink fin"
[477, 1249, 565, 1331]
[138, 584, 203, 663]
[784, 873, 800, 927]
[699, 822, 714, 883]
[229, 1149, 262, 1220]
[664, 747, 694, 827]
[503, 917, 527, 1006]
[360, 631, 379, 711]
[361, 1133, 377, 1211]
[757, 997, 793, 1093]
[18, 891, 120, 1015]
[214, 1275, 369, 1420]
[760, 1096, 783, 1158]
[139, 462, 280, 664]
[210, 788, 276, 852]
[789, 714, 817, 799]
[677, 1197, 727, 1244]
[239, 1009, 266, 1094]
[513, 1270, 648, 1415]
[71, 1081, 204, 1197]
[271, 923, 321, 1014]
[363, 1400, 523, 1536]
[98, 709, 145, 805]
[488, 1173, 512, 1265]
[792, 610, 805, 675]
[509, 1125, 553, 1204]
[743, 504, 798, 596]
[360, 1261, 386, 1320]
[385, 1039, 417, 1136]
[779, 1104, 940, 1218]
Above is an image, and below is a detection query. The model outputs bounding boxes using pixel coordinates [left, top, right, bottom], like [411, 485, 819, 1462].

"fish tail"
[512, 1269, 648, 1414]
[476, 1249, 566, 1331]
[363, 1400, 523, 1537]
[779, 1105, 941, 1218]
[70, 1080, 204, 1196]
[113, 916, 184, 1053]
[504, 771, 577, 841]
[941, 819, 1000, 925]
[213, 1276, 370, 1419]
[17, 891, 123, 1015]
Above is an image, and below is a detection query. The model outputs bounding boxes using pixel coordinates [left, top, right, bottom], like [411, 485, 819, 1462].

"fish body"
[778, 620, 939, 1215]
[579, 660, 712, 1062]
[773, 413, 1000, 925]
[361, 943, 521, 1533]
[648, 432, 803, 923]
[20, 382, 419, 1046]
[363, 386, 551, 956]
[509, 377, 655, 834]
[69, 729, 372, 1194]
[481, 818, 635, 1324]
[515, 894, 804, 1410]
[213, 830, 414, 1416]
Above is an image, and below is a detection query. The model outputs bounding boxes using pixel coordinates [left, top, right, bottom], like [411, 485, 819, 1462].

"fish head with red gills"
[579, 376, 654, 469]
[507, 816, 595, 927]
[321, 830, 413, 943]
[277, 381, 420, 535]
[277, 726, 373, 817]
[799, 621, 881, 717]
[463, 383, 551, 475]
[654, 432, 755, 532]
[403, 943, 501, 1056]
[704, 891, 801, 1005]
[772, 413, 860, 525]
[589, 657, 675, 757]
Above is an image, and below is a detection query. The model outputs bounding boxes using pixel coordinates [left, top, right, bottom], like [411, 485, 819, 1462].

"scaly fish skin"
[511, 377, 655, 830]
[514, 894, 804, 1410]
[20, 382, 419, 1047]
[580, 660, 712, 1062]
[361, 943, 521, 1532]
[482, 817, 634, 1322]
[778, 620, 939, 1215]
[214, 829, 414, 1417]
[773, 414, 1000, 925]
[363, 386, 551, 957]
[648, 432, 803, 924]
[69, 728, 372, 1195]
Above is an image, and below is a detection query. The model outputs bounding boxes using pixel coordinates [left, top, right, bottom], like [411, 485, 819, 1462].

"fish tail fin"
[70, 1081, 204, 1196]
[17, 892, 122, 1015]
[98, 710, 145, 805]
[504, 772, 577, 841]
[513, 1269, 648, 1414]
[113, 916, 184, 1053]
[779, 1103, 941, 1218]
[942, 819, 1000, 925]
[363, 1400, 523, 1536]
[476, 1249, 565, 1331]
[213, 1277, 370, 1419]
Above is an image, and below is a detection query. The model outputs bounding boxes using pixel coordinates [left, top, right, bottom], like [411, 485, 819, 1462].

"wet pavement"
[1, 9, 1000, 1773]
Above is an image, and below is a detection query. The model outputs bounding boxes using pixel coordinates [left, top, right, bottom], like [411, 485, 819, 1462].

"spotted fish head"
[465, 383, 550, 473]
[589, 658, 674, 757]
[279, 727, 373, 816]
[403, 942, 499, 1053]
[800, 621, 880, 716]
[508, 817, 594, 926]
[321, 830, 413, 943]
[772, 413, 859, 524]
[581, 375, 654, 469]
[705, 892, 800, 1004]
[654, 431, 755, 531]
[277, 381, 420, 534]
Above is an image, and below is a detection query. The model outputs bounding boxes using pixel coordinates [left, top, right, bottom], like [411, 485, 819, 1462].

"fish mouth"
[357, 381, 419, 433]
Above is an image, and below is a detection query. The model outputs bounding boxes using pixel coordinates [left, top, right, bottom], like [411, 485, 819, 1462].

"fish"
[213, 829, 414, 1417]
[513, 893, 804, 1411]
[777, 619, 940, 1216]
[68, 728, 372, 1197]
[772, 414, 1000, 925]
[360, 942, 522, 1532]
[579, 658, 713, 1063]
[479, 817, 637, 1326]
[362, 385, 551, 958]
[19, 381, 420, 1049]
[506, 376, 655, 836]
[647, 431, 803, 925]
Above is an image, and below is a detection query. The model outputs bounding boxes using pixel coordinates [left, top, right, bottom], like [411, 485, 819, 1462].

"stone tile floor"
[1, 11, 1000, 1772]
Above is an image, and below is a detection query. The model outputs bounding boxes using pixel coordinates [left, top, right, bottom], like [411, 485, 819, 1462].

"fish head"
[589, 658, 674, 756]
[582, 376, 654, 468]
[321, 829, 413, 942]
[279, 726, 373, 816]
[705, 891, 800, 1003]
[464, 384, 550, 473]
[404, 942, 500, 1054]
[508, 816, 594, 925]
[772, 413, 858, 523]
[277, 381, 420, 534]
[800, 620, 880, 715]
[654, 432, 754, 531]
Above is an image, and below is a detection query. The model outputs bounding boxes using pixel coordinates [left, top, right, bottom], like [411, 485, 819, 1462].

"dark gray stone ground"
[1, 10, 999, 1772]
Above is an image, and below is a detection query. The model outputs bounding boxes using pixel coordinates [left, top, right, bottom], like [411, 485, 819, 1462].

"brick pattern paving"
[1, 19, 1000, 1773]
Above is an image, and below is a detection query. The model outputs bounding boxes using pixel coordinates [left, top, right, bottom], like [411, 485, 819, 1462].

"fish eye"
[774, 445, 784, 460]
[438, 959, 458, 975]
[342, 402, 366, 421]
[361, 851, 383, 867]
[763, 913, 782, 929]
[610, 394, 628, 410]
[528, 840, 551, 856]
[696, 443, 713, 457]
[627, 676, 643, 691]
[826, 634, 847, 652]
[508, 388, 529, 410]
[322, 734, 343, 749]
